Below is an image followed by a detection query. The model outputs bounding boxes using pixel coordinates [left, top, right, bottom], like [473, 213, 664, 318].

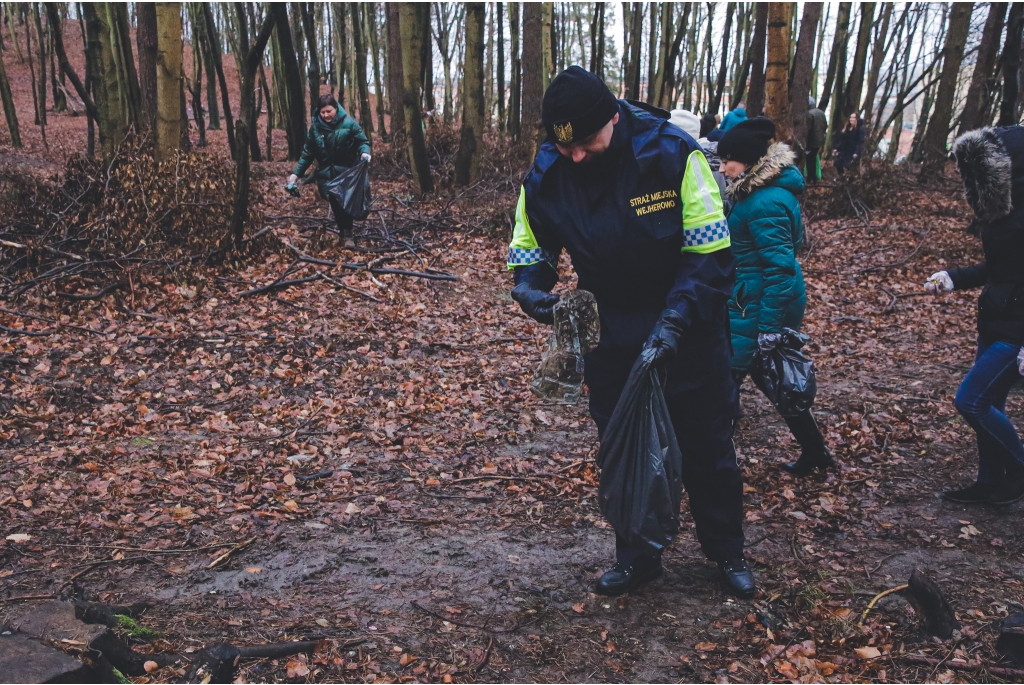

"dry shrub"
[0, 136, 268, 283]
[802, 159, 907, 220]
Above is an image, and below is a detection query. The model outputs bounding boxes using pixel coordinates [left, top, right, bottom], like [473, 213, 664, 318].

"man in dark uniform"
[507, 67, 755, 598]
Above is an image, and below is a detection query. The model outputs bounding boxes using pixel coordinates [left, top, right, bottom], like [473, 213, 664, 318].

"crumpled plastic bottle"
[530, 289, 600, 404]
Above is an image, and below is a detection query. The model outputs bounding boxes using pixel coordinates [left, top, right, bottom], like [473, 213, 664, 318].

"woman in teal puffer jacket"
[718, 117, 833, 477]
[287, 94, 371, 248]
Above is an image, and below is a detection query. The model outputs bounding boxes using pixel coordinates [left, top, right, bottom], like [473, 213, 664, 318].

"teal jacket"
[725, 143, 807, 372]
[292, 110, 371, 198]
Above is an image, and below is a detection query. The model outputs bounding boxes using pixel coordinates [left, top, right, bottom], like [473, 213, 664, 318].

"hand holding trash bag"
[596, 348, 684, 557]
[749, 328, 817, 417]
[643, 309, 687, 368]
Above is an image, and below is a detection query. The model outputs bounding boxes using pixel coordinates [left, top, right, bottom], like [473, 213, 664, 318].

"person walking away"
[720, 102, 747, 132]
[287, 94, 371, 248]
[833, 112, 864, 174]
[508, 66, 754, 598]
[718, 117, 834, 476]
[806, 98, 827, 182]
[924, 125, 1024, 506]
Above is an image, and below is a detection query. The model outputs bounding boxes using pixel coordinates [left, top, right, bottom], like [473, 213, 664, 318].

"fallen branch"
[858, 583, 909, 625]
[451, 473, 568, 484]
[316, 271, 383, 302]
[207, 537, 257, 569]
[882, 289, 929, 314]
[57, 281, 126, 300]
[0, 593, 55, 602]
[238, 274, 322, 297]
[0, 323, 51, 336]
[411, 601, 519, 633]
[900, 655, 1024, 678]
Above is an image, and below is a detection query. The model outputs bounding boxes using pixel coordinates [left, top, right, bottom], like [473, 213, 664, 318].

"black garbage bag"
[749, 328, 817, 416]
[324, 161, 371, 220]
[596, 348, 683, 556]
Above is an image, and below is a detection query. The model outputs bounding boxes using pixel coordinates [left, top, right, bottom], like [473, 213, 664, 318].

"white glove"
[1018, 347, 1024, 376]
[286, 174, 298, 185]
[360, 153, 372, 163]
[924, 271, 954, 294]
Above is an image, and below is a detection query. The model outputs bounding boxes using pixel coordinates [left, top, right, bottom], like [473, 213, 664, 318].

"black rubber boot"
[943, 482, 997, 504]
[781, 410, 834, 476]
[990, 473, 1024, 506]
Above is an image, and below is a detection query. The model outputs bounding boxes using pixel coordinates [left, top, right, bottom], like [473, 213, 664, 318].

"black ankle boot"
[595, 558, 663, 596]
[718, 557, 756, 598]
[781, 410, 833, 476]
[782, 450, 836, 476]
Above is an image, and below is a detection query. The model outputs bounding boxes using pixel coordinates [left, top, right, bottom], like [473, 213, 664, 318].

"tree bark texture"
[202, 2, 235, 157]
[746, 3, 768, 116]
[508, 1, 521, 141]
[350, 3, 372, 134]
[497, 2, 505, 132]
[825, 3, 852, 149]
[708, 2, 734, 115]
[269, 3, 306, 161]
[764, 3, 792, 142]
[387, 3, 404, 136]
[136, 3, 158, 131]
[455, 3, 484, 186]
[83, 3, 131, 160]
[155, 2, 182, 162]
[920, 2, 974, 180]
[999, 3, 1024, 127]
[789, 2, 821, 151]
[0, 24, 21, 147]
[368, 4, 387, 139]
[818, 2, 851, 111]
[860, 2, 893, 130]
[843, 2, 875, 118]
[398, 3, 432, 195]
[522, 2, 544, 158]
[960, 2, 1007, 134]
[299, 2, 321, 120]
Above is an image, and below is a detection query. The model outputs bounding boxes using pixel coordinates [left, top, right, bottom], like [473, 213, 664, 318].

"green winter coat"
[725, 143, 807, 372]
[292, 110, 371, 199]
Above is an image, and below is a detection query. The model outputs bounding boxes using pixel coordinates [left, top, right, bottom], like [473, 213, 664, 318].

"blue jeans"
[954, 339, 1024, 483]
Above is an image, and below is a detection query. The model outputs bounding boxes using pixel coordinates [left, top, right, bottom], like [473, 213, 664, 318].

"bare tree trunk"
[485, 3, 494, 126]
[708, 2, 735, 115]
[259, 63, 271, 159]
[960, 2, 1006, 134]
[0, 16, 22, 147]
[387, 3, 403, 135]
[522, 2, 544, 157]
[399, 3, 432, 195]
[843, 2, 875, 118]
[765, 2, 792, 141]
[136, 3, 158, 130]
[83, 3, 130, 159]
[731, 3, 753, 106]
[269, 3, 306, 161]
[422, 13, 435, 114]
[368, 4, 387, 139]
[497, 2, 505, 132]
[920, 2, 974, 180]
[625, 2, 641, 100]
[861, 2, 893, 129]
[188, 4, 206, 146]
[31, 3, 46, 132]
[231, 4, 275, 248]
[999, 3, 1024, 127]
[456, 3, 484, 185]
[508, 1, 521, 141]
[746, 3, 768, 116]
[789, 2, 821, 153]
[818, 2, 850, 111]
[198, 5, 219, 130]
[299, 2, 321, 119]
[824, 3, 852, 150]
[46, 5, 67, 113]
[155, 2, 182, 161]
[350, 3, 373, 134]
[645, 2, 657, 103]
[202, 2, 235, 157]
[656, 3, 687, 109]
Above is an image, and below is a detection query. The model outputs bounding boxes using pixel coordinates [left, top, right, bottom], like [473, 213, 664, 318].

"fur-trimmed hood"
[952, 128, 1014, 222]
[726, 142, 801, 201]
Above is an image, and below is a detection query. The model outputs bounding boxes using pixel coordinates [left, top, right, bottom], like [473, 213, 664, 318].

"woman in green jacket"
[718, 117, 833, 477]
[287, 94, 371, 248]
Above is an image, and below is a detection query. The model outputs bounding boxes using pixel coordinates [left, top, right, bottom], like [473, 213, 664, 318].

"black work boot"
[595, 558, 663, 596]
[718, 557, 756, 599]
[990, 473, 1024, 506]
[942, 482, 996, 504]
[781, 410, 834, 476]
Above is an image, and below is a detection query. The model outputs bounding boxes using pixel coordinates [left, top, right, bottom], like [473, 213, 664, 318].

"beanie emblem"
[553, 121, 573, 143]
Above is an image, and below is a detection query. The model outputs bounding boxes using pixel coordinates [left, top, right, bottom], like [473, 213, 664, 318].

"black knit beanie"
[718, 117, 776, 166]
[542, 66, 619, 145]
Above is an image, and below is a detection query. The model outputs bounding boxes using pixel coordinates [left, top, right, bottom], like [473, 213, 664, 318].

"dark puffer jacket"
[293, 110, 371, 199]
[950, 126, 1024, 345]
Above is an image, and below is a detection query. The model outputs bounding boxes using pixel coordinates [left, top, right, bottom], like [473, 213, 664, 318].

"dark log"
[906, 568, 959, 639]
[901, 654, 1024, 678]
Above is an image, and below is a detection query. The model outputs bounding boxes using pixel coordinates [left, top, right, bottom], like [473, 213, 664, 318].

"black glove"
[512, 263, 559, 325]
[643, 309, 688, 367]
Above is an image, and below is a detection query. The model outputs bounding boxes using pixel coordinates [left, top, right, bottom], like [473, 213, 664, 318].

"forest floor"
[4, 29, 1024, 685]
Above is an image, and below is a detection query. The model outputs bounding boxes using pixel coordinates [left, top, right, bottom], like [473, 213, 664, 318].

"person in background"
[718, 117, 834, 477]
[806, 97, 828, 182]
[287, 93, 371, 248]
[669, 109, 701, 142]
[925, 125, 1024, 506]
[720, 102, 747, 132]
[832, 112, 864, 174]
[673, 109, 727, 202]
[700, 113, 719, 139]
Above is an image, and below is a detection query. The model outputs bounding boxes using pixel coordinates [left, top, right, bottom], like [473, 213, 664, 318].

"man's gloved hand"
[924, 271, 954, 294]
[361, 153, 372, 163]
[643, 309, 688, 367]
[511, 283, 559, 324]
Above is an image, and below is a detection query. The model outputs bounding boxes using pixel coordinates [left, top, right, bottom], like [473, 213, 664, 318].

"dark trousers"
[807, 148, 821, 181]
[327, 196, 354, 237]
[733, 369, 828, 459]
[954, 338, 1024, 484]
[587, 357, 745, 565]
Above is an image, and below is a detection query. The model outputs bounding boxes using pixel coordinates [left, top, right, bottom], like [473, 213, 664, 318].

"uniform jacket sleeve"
[507, 184, 563, 271]
[949, 262, 989, 290]
[665, 149, 734, 327]
[748, 195, 801, 333]
[293, 127, 317, 177]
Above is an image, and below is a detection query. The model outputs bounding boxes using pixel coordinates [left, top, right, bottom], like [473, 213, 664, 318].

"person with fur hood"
[718, 117, 834, 476]
[924, 126, 1024, 506]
